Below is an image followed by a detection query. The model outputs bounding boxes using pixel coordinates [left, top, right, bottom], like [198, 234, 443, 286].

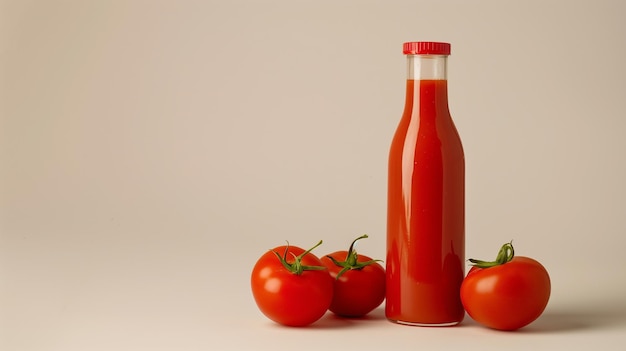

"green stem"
[469, 241, 515, 268]
[272, 240, 326, 275]
[326, 234, 382, 279]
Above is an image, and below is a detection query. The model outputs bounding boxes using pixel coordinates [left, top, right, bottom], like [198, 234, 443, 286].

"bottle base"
[388, 319, 461, 327]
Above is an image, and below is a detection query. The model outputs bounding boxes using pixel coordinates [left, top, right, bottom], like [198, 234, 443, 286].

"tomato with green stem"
[321, 234, 386, 317]
[251, 240, 333, 327]
[460, 242, 551, 331]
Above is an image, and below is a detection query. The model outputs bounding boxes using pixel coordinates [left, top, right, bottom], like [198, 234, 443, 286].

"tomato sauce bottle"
[386, 42, 465, 326]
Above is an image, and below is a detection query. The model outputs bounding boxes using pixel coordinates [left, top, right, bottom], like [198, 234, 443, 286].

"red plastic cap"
[403, 42, 451, 55]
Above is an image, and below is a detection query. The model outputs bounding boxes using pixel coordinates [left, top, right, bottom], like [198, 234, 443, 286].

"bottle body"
[386, 44, 465, 326]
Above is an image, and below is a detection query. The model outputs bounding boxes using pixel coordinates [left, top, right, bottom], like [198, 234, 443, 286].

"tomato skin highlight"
[251, 245, 333, 327]
[460, 256, 551, 331]
[321, 251, 386, 317]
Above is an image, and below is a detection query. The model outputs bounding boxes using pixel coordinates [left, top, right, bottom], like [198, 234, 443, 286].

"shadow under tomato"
[516, 304, 626, 333]
[310, 307, 388, 329]
[264, 315, 353, 330]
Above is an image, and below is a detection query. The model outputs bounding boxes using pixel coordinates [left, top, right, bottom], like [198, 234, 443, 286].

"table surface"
[3, 250, 626, 351]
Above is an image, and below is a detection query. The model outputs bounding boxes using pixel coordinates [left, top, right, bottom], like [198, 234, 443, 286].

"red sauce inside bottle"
[386, 79, 465, 325]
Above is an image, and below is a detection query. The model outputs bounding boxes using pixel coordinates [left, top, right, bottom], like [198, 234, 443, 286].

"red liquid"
[386, 79, 465, 325]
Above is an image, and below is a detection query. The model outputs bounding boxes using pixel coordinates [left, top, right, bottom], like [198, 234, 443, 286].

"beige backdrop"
[2, 0, 626, 350]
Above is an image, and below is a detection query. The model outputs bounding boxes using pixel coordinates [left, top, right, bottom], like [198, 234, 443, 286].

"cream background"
[2, 0, 626, 350]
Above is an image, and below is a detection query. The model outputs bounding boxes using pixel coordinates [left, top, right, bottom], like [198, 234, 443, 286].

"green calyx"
[272, 240, 327, 276]
[326, 234, 382, 279]
[469, 241, 515, 268]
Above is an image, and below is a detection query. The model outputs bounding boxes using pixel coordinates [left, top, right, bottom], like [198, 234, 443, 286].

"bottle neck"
[404, 54, 450, 117]
[406, 54, 448, 80]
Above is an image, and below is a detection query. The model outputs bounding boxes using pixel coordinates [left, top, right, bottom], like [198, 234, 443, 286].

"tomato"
[320, 235, 386, 317]
[460, 242, 551, 331]
[250, 240, 333, 327]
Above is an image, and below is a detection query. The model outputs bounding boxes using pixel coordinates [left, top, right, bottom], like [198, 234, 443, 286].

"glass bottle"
[386, 42, 465, 326]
